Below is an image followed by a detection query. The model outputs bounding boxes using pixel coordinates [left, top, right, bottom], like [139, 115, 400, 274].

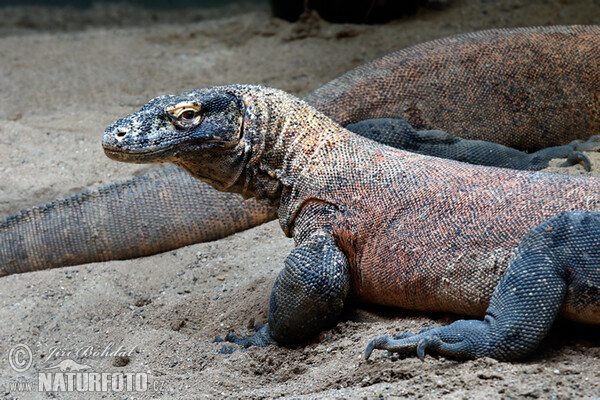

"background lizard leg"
[347, 118, 593, 171]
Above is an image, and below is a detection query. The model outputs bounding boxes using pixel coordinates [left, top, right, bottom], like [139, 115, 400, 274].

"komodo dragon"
[102, 84, 600, 360]
[1, 25, 600, 276]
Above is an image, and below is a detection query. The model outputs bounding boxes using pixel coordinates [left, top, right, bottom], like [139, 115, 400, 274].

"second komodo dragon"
[2, 25, 600, 275]
[103, 85, 600, 361]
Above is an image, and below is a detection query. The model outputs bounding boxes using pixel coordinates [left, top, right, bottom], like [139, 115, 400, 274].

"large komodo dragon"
[102, 83, 600, 361]
[0, 26, 600, 275]
[1, 25, 600, 275]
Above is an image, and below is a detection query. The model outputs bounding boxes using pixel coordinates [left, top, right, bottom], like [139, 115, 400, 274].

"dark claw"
[223, 324, 277, 348]
[560, 151, 591, 172]
[366, 329, 442, 360]
[364, 341, 375, 360]
[416, 338, 429, 361]
[224, 332, 255, 348]
[224, 332, 245, 346]
[364, 335, 388, 360]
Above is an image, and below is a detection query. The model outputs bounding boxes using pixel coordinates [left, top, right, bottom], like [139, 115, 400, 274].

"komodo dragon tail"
[1, 25, 599, 275]
[0, 168, 276, 275]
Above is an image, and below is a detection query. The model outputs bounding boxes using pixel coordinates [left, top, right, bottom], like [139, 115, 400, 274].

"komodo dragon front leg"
[103, 85, 600, 360]
[226, 222, 350, 347]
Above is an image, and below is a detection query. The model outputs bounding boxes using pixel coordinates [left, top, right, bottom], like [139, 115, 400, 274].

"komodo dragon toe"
[558, 151, 591, 171]
[570, 135, 600, 152]
[222, 324, 277, 348]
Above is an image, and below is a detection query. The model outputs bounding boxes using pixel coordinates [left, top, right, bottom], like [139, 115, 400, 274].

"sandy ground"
[1, 1, 600, 398]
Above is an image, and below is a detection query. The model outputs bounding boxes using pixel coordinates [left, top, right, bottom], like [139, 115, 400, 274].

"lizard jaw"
[102, 146, 175, 164]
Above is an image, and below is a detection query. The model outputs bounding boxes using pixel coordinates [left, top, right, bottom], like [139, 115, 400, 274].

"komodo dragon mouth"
[102, 145, 173, 163]
[103, 134, 238, 163]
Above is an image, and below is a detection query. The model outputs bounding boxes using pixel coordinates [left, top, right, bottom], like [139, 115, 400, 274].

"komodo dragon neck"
[218, 87, 343, 205]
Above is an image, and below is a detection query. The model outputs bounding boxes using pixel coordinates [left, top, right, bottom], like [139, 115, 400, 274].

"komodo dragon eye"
[181, 110, 196, 121]
[166, 104, 203, 128]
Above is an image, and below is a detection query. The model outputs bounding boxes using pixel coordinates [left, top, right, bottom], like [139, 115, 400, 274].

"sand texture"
[1, 1, 600, 398]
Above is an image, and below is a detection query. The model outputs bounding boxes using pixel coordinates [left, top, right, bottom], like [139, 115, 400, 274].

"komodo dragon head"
[103, 85, 338, 203]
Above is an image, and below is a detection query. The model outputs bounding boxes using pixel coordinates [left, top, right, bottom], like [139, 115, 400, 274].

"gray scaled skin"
[346, 118, 596, 171]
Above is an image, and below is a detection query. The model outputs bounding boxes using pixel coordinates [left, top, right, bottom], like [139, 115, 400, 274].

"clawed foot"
[364, 326, 437, 361]
[365, 320, 491, 361]
[214, 323, 277, 350]
[560, 151, 591, 171]
[560, 135, 600, 172]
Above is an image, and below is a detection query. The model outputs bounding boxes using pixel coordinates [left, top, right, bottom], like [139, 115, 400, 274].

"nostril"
[115, 129, 128, 142]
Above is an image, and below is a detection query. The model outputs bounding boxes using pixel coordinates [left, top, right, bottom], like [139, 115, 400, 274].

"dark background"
[0, 0, 441, 24]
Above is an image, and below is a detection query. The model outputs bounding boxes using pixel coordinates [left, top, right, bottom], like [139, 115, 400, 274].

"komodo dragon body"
[102, 84, 600, 360]
[2, 25, 600, 276]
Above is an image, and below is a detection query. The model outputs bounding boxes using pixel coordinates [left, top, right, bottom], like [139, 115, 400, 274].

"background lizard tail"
[0, 168, 276, 275]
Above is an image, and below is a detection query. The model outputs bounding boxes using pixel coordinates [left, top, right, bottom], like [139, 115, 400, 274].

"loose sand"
[1, 1, 599, 398]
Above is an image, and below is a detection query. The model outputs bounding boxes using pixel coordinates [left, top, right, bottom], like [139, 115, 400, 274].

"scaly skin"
[347, 118, 597, 171]
[0, 168, 276, 275]
[1, 25, 599, 275]
[306, 25, 600, 152]
[102, 85, 600, 360]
